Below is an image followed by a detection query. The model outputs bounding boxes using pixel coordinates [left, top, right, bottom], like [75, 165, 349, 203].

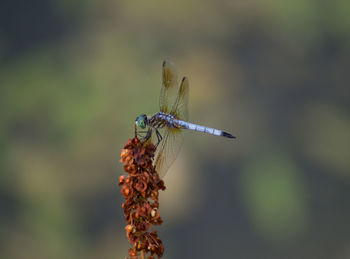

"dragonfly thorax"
[148, 112, 177, 129]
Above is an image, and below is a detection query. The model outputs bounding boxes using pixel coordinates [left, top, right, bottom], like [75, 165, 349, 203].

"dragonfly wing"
[155, 61, 187, 177]
[170, 76, 189, 121]
[159, 60, 179, 114]
[154, 127, 184, 178]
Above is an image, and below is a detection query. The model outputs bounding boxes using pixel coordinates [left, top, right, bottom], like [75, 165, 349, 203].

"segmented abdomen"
[173, 119, 223, 136]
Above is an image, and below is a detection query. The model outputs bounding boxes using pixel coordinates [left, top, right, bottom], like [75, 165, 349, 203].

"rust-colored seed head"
[119, 137, 165, 258]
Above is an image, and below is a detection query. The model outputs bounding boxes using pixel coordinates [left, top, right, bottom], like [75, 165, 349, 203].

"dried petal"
[120, 137, 165, 258]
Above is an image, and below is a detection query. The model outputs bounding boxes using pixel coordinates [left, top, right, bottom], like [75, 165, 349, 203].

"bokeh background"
[1, 1, 350, 258]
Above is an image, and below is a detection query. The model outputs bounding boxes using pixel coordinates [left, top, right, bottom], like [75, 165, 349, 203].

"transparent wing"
[154, 127, 184, 178]
[155, 61, 188, 177]
[170, 76, 189, 121]
[159, 60, 178, 114]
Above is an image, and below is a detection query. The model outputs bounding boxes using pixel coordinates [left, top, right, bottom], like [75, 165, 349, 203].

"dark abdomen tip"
[222, 131, 236, 139]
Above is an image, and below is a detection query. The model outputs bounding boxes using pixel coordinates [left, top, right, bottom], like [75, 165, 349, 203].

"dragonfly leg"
[145, 128, 152, 141]
[155, 129, 163, 147]
[136, 130, 146, 137]
[136, 129, 151, 142]
[137, 130, 149, 134]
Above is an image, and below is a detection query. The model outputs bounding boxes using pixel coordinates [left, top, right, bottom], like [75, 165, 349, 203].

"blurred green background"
[1, 0, 350, 258]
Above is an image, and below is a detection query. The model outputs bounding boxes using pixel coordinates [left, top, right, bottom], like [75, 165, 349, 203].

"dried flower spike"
[119, 137, 166, 259]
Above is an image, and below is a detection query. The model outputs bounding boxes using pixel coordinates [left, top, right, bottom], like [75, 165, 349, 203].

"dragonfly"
[135, 60, 235, 177]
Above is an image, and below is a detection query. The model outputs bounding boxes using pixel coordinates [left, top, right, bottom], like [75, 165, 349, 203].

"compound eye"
[136, 115, 147, 129]
[140, 119, 146, 128]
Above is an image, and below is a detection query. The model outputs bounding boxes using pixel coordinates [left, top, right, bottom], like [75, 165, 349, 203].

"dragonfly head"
[135, 114, 147, 129]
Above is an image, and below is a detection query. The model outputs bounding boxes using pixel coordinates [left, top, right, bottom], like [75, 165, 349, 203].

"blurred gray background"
[1, 0, 350, 258]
